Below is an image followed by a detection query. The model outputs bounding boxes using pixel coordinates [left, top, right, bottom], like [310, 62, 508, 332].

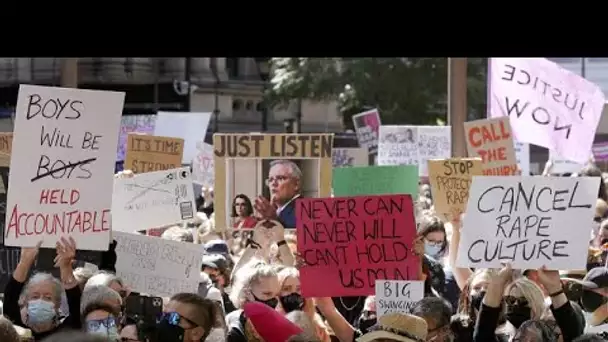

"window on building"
[232, 99, 243, 111]
[256, 102, 264, 112]
[245, 101, 253, 111]
[227, 58, 239, 79]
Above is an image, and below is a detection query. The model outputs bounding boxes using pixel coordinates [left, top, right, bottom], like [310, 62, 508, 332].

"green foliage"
[265, 58, 487, 128]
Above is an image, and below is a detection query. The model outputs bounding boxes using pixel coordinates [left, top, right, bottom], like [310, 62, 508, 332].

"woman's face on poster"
[234, 197, 248, 217]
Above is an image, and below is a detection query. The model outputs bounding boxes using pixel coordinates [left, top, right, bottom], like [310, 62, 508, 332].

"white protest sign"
[548, 149, 585, 175]
[489, 58, 605, 164]
[112, 167, 196, 233]
[456, 176, 600, 270]
[153, 112, 211, 163]
[5, 85, 124, 250]
[114, 231, 202, 297]
[417, 126, 451, 177]
[375, 280, 424, 317]
[192, 141, 214, 187]
[514, 142, 530, 175]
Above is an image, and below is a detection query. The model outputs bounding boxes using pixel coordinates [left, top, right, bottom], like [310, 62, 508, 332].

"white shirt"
[276, 194, 301, 216]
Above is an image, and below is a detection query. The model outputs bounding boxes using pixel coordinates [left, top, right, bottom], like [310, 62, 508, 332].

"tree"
[265, 58, 487, 128]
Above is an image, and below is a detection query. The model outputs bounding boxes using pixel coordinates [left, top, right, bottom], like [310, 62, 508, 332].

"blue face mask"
[27, 299, 57, 326]
[86, 317, 120, 341]
[424, 242, 443, 258]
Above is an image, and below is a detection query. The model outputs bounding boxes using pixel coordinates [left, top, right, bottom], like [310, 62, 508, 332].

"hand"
[20, 241, 43, 264]
[413, 237, 424, 257]
[202, 187, 213, 202]
[54, 237, 76, 268]
[294, 252, 309, 269]
[313, 297, 335, 313]
[449, 208, 463, 224]
[268, 220, 285, 242]
[254, 196, 278, 220]
[251, 222, 273, 250]
[493, 263, 514, 288]
[537, 266, 562, 294]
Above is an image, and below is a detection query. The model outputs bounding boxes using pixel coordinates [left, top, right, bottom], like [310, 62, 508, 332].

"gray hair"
[161, 226, 194, 243]
[73, 267, 95, 284]
[285, 311, 317, 338]
[230, 261, 277, 309]
[80, 285, 122, 316]
[85, 272, 124, 289]
[410, 297, 452, 329]
[19, 273, 63, 306]
[269, 160, 303, 181]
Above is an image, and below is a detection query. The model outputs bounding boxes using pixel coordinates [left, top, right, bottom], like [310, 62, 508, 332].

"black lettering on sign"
[26, 94, 83, 120]
[213, 135, 264, 157]
[32, 155, 95, 182]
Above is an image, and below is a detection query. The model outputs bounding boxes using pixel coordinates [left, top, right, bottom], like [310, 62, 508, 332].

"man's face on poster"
[267, 163, 299, 204]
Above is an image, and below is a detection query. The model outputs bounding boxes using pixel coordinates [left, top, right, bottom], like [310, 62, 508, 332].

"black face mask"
[582, 290, 608, 313]
[155, 319, 186, 342]
[279, 293, 304, 313]
[505, 305, 531, 329]
[253, 293, 278, 308]
[470, 290, 486, 311]
[358, 316, 377, 333]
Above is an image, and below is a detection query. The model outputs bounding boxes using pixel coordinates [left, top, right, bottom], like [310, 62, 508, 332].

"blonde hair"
[285, 311, 317, 340]
[278, 267, 299, 286]
[504, 277, 545, 320]
[229, 261, 278, 309]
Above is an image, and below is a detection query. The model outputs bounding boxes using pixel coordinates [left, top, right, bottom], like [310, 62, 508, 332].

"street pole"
[61, 58, 78, 88]
[210, 58, 220, 132]
[448, 58, 467, 158]
[184, 57, 191, 112]
[295, 98, 302, 133]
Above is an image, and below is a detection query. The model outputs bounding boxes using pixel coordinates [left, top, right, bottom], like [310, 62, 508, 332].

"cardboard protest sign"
[352, 109, 381, 155]
[154, 112, 211, 163]
[375, 280, 424, 317]
[514, 142, 530, 176]
[0, 133, 13, 167]
[112, 167, 196, 233]
[428, 158, 482, 222]
[114, 231, 203, 297]
[213, 134, 334, 231]
[456, 176, 600, 270]
[5, 85, 124, 250]
[332, 148, 369, 168]
[192, 141, 214, 187]
[378, 125, 451, 177]
[488, 58, 605, 164]
[464, 117, 517, 175]
[124, 134, 184, 174]
[297, 195, 420, 297]
[333, 165, 418, 197]
[117, 115, 156, 161]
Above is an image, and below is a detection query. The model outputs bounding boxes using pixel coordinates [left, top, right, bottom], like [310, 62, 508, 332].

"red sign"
[297, 194, 420, 297]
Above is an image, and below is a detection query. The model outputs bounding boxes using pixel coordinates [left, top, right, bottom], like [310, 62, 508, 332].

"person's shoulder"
[226, 309, 244, 325]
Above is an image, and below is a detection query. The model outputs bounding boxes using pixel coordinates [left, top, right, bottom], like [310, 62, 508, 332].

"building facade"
[0, 58, 344, 133]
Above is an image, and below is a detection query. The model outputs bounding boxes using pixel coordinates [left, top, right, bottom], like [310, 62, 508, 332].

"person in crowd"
[72, 267, 95, 291]
[574, 267, 608, 332]
[411, 297, 454, 342]
[204, 240, 235, 270]
[85, 272, 129, 301]
[474, 264, 584, 342]
[80, 285, 122, 319]
[81, 302, 121, 340]
[418, 215, 448, 262]
[3, 238, 81, 341]
[277, 267, 331, 341]
[574, 333, 608, 341]
[226, 262, 280, 341]
[254, 159, 303, 228]
[243, 301, 305, 342]
[201, 253, 236, 314]
[510, 319, 561, 342]
[285, 310, 326, 342]
[357, 312, 428, 342]
[450, 269, 496, 342]
[356, 296, 377, 334]
[232, 194, 258, 229]
[119, 321, 141, 342]
[40, 331, 109, 342]
[198, 271, 225, 314]
[579, 163, 608, 202]
[161, 225, 195, 243]
[0, 316, 20, 342]
[164, 292, 219, 341]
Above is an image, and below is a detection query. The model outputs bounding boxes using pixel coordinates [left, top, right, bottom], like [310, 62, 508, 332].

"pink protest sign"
[488, 58, 605, 164]
[352, 109, 381, 154]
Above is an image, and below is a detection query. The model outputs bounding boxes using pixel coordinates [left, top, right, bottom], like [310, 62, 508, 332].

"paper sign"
[332, 148, 369, 168]
[378, 126, 451, 177]
[154, 112, 211, 163]
[375, 280, 424, 317]
[464, 117, 518, 175]
[488, 58, 605, 164]
[352, 109, 381, 154]
[192, 141, 214, 187]
[549, 150, 584, 175]
[213, 134, 334, 231]
[456, 176, 600, 269]
[114, 231, 203, 297]
[112, 167, 196, 233]
[124, 134, 184, 174]
[117, 115, 156, 161]
[428, 158, 482, 222]
[333, 166, 418, 197]
[5, 85, 124, 250]
[0, 133, 12, 167]
[297, 195, 420, 297]
[514, 142, 530, 176]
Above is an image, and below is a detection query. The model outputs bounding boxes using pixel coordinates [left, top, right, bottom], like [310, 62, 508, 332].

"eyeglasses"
[425, 239, 444, 247]
[265, 175, 290, 186]
[503, 296, 529, 307]
[162, 312, 198, 328]
[86, 317, 117, 331]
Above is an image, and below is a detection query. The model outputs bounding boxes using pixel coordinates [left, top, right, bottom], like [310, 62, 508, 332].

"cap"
[204, 240, 230, 255]
[573, 267, 608, 289]
[202, 254, 227, 272]
[244, 302, 302, 342]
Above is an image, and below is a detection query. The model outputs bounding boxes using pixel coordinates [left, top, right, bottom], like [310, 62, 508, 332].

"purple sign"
[593, 142, 608, 161]
[116, 115, 157, 161]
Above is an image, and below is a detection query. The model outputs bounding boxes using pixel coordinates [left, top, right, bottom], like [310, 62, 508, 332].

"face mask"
[279, 293, 304, 313]
[26, 299, 57, 326]
[470, 290, 486, 311]
[424, 242, 443, 258]
[253, 293, 278, 308]
[582, 290, 608, 313]
[86, 318, 120, 341]
[358, 316, 377, 333]
[505, 305, 531, 329]
[156, 319, 186, 342]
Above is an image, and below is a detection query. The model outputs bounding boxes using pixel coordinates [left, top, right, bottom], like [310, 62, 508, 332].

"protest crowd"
[3, 57, 608, 342]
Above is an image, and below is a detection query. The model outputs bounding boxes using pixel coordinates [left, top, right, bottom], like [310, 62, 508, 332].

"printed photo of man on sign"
[213, 134, 334, 232]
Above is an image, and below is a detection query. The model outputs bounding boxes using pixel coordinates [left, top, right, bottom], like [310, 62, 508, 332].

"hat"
[201, 254, 227, 271]
[204, 240, 230, 256]
[243, 302, 303, 342]
[357, 313, 428, 342]
[572, 266, 608, 289]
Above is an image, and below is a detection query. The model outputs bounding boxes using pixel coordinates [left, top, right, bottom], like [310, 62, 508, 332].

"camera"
[124, 295, 184, 342]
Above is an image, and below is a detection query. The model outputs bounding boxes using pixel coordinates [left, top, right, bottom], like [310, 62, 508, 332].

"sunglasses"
[503, 296, 529, 307]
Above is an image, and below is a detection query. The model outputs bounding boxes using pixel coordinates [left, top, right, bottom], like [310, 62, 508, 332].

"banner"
[124, 134, 184, 174]
[352, 109, 381, 154]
